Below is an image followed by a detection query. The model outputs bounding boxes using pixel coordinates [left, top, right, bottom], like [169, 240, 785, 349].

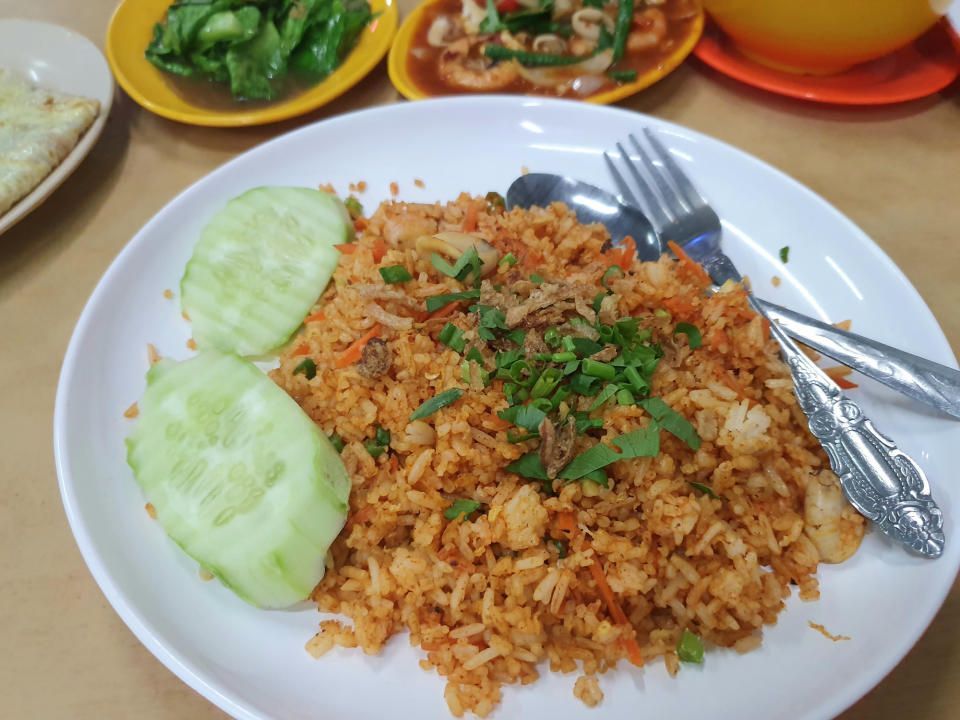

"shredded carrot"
[291, 344, 311, 357]
[823, 365, 853, 378]
[554, 511, 576, 536]
[760, 317, 771, 339]
[589, 558, 629, 625]
[663, 295, 697, 318]
[462, 202, 479, 233]
[371, 239, 387, 264]
[390, 454, 399, 472]
[486, 413, 511, 431]
[427, 300, 461, 320]
[304, 311, 326, 323]
[334, 243, 356, 254]
[606, 240, 635, 270]
[667, 240, 711, 284]
[834, 377, 859, 390]
[353, 217, 368, 232]
[707, 327, 729, 349]
[621, 637, 645, 667]
[335, 324, 382, 368]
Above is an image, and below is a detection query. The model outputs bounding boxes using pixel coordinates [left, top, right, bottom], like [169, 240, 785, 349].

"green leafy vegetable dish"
[146, 0, 375, 101]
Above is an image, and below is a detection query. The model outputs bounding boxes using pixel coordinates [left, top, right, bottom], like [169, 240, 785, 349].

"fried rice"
[269, 193, 864, 716]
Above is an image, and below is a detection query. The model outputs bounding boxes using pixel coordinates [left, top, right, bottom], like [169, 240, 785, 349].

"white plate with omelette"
[0, 19, 113, 236]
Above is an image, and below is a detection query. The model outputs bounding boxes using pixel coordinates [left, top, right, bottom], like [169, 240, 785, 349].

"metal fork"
[603, 129, 945, 557]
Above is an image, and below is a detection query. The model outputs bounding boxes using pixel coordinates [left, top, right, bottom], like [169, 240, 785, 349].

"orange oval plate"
[388, 0, 703, 104]
[693, 18, 960, 105]
[106, 0, 397, 126]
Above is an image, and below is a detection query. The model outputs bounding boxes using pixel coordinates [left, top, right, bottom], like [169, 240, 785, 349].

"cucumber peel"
[181, 186, 351, 356]
[126, 350, 350, 608]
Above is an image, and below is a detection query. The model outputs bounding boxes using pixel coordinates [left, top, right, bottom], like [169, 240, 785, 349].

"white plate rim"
[53, 95, 960, 720]
[0, 19, 114, 236]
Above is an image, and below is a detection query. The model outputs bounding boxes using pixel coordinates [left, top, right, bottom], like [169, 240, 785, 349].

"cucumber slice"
[181, 187, 351, 356]
[126, 351, 350, 608]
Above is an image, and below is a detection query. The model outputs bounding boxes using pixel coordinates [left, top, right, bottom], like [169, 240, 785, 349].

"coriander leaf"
[674, 323, 702, 349]
[425, 289, 480, 313]
[639, 398, 701, 451]
[410, 388, 463, 421]
[573, 411, 603, 434]
[571, 337, 603, 357]
[379, 265, 413, 284]
[779, 246, 790, 263]
[558, 443, 621, 481]
[445, 498, 482, 521]
[580, 467, 609, 487]
[498, 404, 547, 432]
[293, 358, 317, 380]
[438, 322, 466, 352]
[677, 629, 704, 664]
[611, 421, 660, 458]
[588, 382, 620, 411]
[689, 481, 721, 499]
[530, 273, 545, 283]
[507, 452, 549, 480]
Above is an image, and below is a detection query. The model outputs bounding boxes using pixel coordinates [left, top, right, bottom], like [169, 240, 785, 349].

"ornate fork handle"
[751, 296, 945, 557]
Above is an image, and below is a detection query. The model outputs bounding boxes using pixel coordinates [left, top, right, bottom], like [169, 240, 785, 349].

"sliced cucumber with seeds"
[181, 186, 351, 356]
[126, 351, 350, 608]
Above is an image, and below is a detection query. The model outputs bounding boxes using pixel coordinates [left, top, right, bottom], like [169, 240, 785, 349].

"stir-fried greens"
[146, 0, 374, 101]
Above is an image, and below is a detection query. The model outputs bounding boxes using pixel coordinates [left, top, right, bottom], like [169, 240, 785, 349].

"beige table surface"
[2, 1, 960, 718]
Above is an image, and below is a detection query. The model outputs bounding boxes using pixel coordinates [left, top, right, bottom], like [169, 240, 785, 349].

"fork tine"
[614, 141, 673, 229]
[628, 134, 689, 220]
[642, 127, 707, 210]
[603, 152, 640, 208]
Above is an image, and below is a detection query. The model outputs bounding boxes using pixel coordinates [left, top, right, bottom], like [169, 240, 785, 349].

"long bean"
[484, 45, 587, 66]
[612, 0, 634, 62]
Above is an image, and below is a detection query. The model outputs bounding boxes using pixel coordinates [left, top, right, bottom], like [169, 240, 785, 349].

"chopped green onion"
[570, 316, 589, 326]
[779, 246, 790, 263]
[499, 252, 518, 267]
[293, 358, 317, 380]
[509, 360, 536, 386]
[531, 368, 562, 399]
[536, 351, 576, 363]
[602, 265, 624, 290]
[582, 359, 616, 381]
[432, 246, 483, 287]
[379, 265, 413, 284]
[438, 322, 466, 352]
[597, 324, 614, 343]
[558, 443, 621, 481]
[544, 326, 562, 347]
[530, 273, 545, 284]
[654, 308, 671, 319]
[344, 196, 363, 218]
[507, 430, 539, 443]
[622, 365, 650, 396]
[549, 384, 572, 408]
[639, 397, 701, 450]
[485, 191, 506, 210]
[445, 498, 482, 521]
[375, 426, 391, 446]
[516, 387, 530, 403]
[674, 323, 702, 349]
[616, 388, 635, 405]
[365, 443, 386, 459]
[497, 404, 547, 432]
[563, 359, 580, 375]
[561, 336, 576, 352]
[573, 412, 603, 434]
[551, 538, 568, 558]
[506, 452, 549, 480]
[530, 397, 552, 413]
[689, 481, 721, 499]
[465, 346, 484, 365]
[568, 373, 600, 395]
[504, 382, 519, 406]
[677, 629, 704, 664]
[589, 382, 620, 411]
[425, 289, 481, 313]
[410, 388, 463, 421]
[328, 432, 344, 453]
[495, 348, 523, 369]
[593, 292, 606, 313]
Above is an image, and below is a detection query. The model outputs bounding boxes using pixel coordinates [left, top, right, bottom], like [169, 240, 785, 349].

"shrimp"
[439, 37, 519, 91]
[803, 471, 866, 563]
[626, 8, 667, 52]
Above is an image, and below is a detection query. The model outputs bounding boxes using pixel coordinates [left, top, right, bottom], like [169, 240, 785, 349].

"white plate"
[0, 19, 113, 235]
[54, 97, 960, 720]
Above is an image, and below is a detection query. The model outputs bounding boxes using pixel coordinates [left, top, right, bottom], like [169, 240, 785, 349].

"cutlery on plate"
[506, 172, 960, 420]
[597, 128, 944, 557]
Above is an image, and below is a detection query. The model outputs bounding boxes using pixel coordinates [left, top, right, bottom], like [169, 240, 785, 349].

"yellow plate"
[106, 0, 398, 126]
[387, 0, 703, 104]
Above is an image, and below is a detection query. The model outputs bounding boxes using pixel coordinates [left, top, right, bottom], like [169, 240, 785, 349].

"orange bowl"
[701, 0, 951, 74]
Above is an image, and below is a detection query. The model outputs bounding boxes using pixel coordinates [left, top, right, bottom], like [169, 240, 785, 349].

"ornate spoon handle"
[749, 296, 945, 558]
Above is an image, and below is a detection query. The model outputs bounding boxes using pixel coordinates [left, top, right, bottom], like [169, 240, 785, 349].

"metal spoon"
[506, 172, 960, 420]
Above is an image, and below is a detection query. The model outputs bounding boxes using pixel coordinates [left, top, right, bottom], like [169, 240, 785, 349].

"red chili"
[497, 0, 521, 11]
